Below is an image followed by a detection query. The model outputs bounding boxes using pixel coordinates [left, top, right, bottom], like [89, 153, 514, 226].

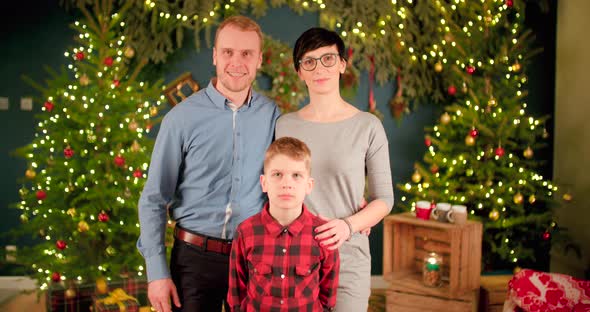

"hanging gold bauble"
[20, 214, 29, 223]
[434, 62, 443, 73]
[25, 169, 36, 179]
[528, 195, 536, 204]
[489, 209, 500, 221]
[67, 208, 77, 217]
[440, 112, 451, 125]
[124, 46, 135, 58]
[128, 120, 138, 132]
[65, 288, 77, 299]
[131, 140, 141, 152]
[523, 147, 533, 159]
[411, 171, 422, 183]
[79, 74, 90, 86]
[149, 106, 158, 117]
[562, 193, 573, 202]
[488, 97, 497, 107]
[512, 62, 521, 72]
[465, 135, 475, 146]
[78, 220, 89, 232]
[95, 277, 109, 294]
[513, 192, 524, 204]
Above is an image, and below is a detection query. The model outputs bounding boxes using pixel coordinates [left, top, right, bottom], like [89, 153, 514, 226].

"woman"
[275, 27, 394, 311]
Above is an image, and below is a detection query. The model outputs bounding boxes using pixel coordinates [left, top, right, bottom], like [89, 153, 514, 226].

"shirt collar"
[205, 78, 255, 110]
[261, 202, 312, 237]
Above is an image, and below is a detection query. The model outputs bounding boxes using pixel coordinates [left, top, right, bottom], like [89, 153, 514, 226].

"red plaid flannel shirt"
[228, 203, 339, 312]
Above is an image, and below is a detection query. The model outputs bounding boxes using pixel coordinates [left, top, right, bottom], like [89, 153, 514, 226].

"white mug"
[431, 202, 453, 223]
[451, 205, 468, 225]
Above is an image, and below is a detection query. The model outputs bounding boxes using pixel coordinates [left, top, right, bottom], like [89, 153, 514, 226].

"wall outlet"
[5, 245, 17, 262]
[0, 97, 8, 110]
[20, 97, 33, 111]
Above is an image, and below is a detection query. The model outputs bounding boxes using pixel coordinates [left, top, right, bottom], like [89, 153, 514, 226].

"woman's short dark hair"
[292, 27, 347, 72]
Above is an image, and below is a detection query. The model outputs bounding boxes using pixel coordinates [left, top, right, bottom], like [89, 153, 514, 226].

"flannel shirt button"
[282, 248, 287, 253]
[280, 300, 284, 304]
[254, 268, 257, 273]
[280, 274, 285, 279]
[282, 228, 287, 233]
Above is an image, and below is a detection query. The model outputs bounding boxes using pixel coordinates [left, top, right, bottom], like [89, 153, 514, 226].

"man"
[137, 15, 280, 312]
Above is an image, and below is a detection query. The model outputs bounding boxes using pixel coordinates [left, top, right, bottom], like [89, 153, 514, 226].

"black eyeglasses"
[298, 53, 339, 71]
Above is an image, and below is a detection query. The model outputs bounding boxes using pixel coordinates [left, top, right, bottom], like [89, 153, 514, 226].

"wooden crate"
[383, 212, 482, 299]
[386, 287, 478, 312]
[478, 275, 512, 312]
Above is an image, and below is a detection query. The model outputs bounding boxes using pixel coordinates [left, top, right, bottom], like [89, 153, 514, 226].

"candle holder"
[423, 252, 443, 287]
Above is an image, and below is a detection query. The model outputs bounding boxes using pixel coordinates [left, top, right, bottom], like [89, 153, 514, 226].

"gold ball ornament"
[513, 192, 524, 204]
[513, 266, 522, 274]
[67, 208, 77, 217]
[528, 195, 536, 204]
[131, 140, 141, 152]
[465, 135, 476, 146]
[65, 288, 77, 299]
[440, 112, 451, 125]
[124, 46, 135, 58]
[523, 147, 534, 159]
[149, 106, 158, 117]
[78, 220, 89, 232]
[488, 97, 497, 107]
[79, 74, 90, 86]
[411, 171, 422, 183]
[489, 209, 500, 221]
[562, 193, 573, 202]
[25, 169, 36, 179]
[434, 62, 443, 73]
[512, 62, 521, 72]
[128, 120, 138, 132]
[20, 214, 29, 223]
[95, 277, 109, 295]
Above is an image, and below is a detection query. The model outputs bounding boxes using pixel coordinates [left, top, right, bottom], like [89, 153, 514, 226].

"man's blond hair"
[264, 137, 312, 174]
[215, 15, 263, 50]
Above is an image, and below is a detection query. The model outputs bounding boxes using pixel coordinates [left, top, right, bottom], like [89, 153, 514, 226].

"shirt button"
[282, 248, 287, 253]
[280, 274, 285, 279]
[282, 229, 287, 233]
[254, 268, 257, 273]
[280, 300, 284, 304]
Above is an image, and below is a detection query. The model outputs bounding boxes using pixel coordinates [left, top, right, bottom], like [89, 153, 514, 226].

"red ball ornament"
[64, 147, 74, 159]
[424, 137, 432, 147]
[430, 164, 439, 174]
[36, 190, 47, 200]
[469, 128, 479, 138]
[114, 155, 126, 167]
[98, 211, 110, 222]
[51, 272, 61, 282]
[505, 0, 514, 8]
[44, 101, 55, 112]
[56, 240, 67, 250]
[133, 169, 143, 178]
[103, 56, 113, 67]
[495, 147, 505, 157]
[466, 65, 476, 75]
[75, 51, 85, 61]
[447, 85, 457, 96]
[542, 231, 551, 241]
[113, 79, 120, 87]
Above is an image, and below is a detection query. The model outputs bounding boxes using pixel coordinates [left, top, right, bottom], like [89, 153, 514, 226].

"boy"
[227, 137, 339, 312]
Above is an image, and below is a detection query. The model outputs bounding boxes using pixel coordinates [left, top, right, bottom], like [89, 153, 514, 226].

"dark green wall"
[0, 2, 556, 275]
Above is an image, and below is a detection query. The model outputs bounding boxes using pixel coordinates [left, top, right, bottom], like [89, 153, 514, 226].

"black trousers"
[171, 239, 230, 312]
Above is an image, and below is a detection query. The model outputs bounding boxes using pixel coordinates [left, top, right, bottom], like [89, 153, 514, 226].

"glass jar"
[422, 252, 442, 287]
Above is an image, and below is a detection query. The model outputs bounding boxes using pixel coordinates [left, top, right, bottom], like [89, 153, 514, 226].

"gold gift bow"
[97, 288, 139, 312]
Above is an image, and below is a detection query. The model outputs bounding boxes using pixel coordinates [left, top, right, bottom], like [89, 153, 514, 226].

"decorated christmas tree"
[13, 2, 163, 288]
[398, 0, 570, 270]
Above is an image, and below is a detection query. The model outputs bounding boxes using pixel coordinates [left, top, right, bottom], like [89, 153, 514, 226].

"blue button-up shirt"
[137, 80, 280, 281]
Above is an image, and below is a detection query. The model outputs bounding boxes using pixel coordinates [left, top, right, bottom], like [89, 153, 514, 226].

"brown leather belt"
[174, 227, 232, 255]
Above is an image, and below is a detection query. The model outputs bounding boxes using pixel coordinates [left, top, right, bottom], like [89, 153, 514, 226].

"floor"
[0, 276, 388, 312]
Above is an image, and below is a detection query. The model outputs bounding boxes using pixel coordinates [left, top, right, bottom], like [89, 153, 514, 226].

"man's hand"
[148, 278, 181, 312]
